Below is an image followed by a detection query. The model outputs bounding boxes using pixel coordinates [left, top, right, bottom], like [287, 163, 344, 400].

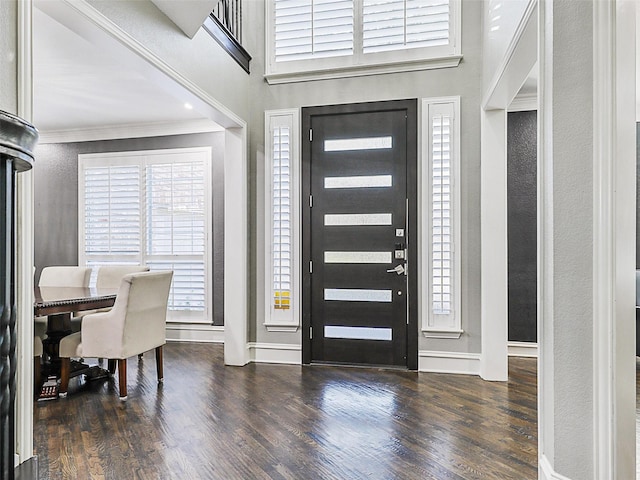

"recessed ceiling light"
[184, 103, 193, 110]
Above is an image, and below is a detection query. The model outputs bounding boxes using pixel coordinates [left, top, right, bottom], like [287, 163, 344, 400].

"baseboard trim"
[249, 342, 301, 365]
[539, 454, 572, 480]
[508, 341, 538, 357]
[165, 324, 224, 343]
[418, 350, 481, 375]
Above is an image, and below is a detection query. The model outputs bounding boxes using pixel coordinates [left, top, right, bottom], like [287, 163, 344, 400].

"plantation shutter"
[363, 0, 450, 53]
[83, 164, 141, 257]
[272, 124, 292, 310]
[274, 0, 354, 62]
[430, 103, 453, 318]
[145, 157, 206, 311]
[80, 148, 211, 322]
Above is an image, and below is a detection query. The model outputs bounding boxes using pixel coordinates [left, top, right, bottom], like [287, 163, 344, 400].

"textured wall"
[33, 132, 225, 325]
[507, 111, 537, 342]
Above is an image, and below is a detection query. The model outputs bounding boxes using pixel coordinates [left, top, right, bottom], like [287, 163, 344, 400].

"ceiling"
[32, 6, 221, 138]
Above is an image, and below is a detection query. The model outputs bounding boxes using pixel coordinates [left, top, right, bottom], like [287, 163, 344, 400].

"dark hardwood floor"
[34, 343, 538, 479]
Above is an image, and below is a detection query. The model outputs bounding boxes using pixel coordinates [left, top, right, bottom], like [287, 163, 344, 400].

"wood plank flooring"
[34, 343, 538, 479]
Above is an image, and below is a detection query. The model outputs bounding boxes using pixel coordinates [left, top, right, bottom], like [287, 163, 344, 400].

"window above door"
[265, 0, 462, 84]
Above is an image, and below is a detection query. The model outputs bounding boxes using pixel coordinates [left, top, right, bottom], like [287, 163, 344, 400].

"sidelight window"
[265, 109, 301, 332]
[421, 97, 461, 338]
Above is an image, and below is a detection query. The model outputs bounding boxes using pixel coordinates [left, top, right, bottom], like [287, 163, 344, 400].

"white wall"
[483, 0, 533, 96]
[86, 0, 250, 123]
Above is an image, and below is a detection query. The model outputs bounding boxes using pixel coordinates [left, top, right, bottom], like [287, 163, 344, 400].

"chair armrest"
[80, 310, 123, 358]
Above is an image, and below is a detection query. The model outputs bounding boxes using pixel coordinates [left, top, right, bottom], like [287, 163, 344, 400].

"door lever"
[386, 264, 405, 275]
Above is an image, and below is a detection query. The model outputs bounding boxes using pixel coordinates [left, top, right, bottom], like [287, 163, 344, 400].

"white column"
[223, 126, 250, 366]
[480, 108, 508, 381]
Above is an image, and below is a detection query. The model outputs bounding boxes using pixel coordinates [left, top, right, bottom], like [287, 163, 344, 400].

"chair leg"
[33, 357, 41, 393]
[60, 358, 70, 397]
[117, 359, 127, 400]
[108, 359, 116, 375]
[155, 346, 163, 383]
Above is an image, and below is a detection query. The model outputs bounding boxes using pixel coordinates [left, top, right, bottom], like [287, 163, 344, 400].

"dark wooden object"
[34, 287, 117, 376]
[0, 110, 37, 480]
[34, 343, 538, 479]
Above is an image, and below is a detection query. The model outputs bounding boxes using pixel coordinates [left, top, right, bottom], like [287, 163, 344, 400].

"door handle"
[386, 264, 405, 275]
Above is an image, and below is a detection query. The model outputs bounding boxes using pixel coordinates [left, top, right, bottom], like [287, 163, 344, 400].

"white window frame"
[420, 96, 462, 338]
[265, 0, 462, 84]
[264, 109, 301, 332]
[78, 147, 213, 324]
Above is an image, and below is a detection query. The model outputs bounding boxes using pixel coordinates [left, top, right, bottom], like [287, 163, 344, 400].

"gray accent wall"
[33, 132, 225, 325]
[507, 111, 537, 342]
[244, 0, 484, 352]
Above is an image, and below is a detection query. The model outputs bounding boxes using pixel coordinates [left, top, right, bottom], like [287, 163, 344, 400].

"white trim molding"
[539, 454, 573, 480]
[249, 343, 302, 365]
[166, 325, 224, 343]
[265, 56, 463, 85]
[15, 0, 35, 466]
[508, 93, 537, 112]
[418, 350, 481, 375]
[507, 341, 538, 358]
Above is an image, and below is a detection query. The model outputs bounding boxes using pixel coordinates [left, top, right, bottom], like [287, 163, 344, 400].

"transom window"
[266, 0, 461, 83]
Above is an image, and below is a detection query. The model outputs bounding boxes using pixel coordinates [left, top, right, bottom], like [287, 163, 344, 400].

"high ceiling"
[32, 6, 220, 137]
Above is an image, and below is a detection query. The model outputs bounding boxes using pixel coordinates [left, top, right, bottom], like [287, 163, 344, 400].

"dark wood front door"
[302, 100, 417, 369]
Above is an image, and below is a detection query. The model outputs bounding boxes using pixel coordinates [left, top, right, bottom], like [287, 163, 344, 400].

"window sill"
[422, 329, 464, 339]
[264, 54, 463, 85]
[264, 323, 299, 333]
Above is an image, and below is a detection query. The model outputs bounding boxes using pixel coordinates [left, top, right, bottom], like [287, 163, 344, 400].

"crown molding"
[508, 93, 537, 112]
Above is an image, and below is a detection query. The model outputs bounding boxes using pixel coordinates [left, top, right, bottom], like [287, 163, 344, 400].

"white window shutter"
[421, 98, 461, 338]
[431, 111, 452, 315]
[79, 148, 212, 323]
[274, 0, 354, 62]
[83, 165, 141, 256]
[363, 0, 450, 53]
[272, 125, 292, 309]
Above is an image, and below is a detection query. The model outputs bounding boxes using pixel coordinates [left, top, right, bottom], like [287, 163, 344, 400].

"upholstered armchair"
[35, 266, 92, 339]
[70, 265, 149, 333]
[38, 266, 91, 288]
[59, 270, 173, 400]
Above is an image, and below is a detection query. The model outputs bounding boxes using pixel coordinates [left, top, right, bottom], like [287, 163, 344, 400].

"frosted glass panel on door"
[324, 175, 393, 189]
[324, 136, 392, 151]
[325, 326, 392, 341]
[324, 251, 392, 264]
[324, 213, 392, 226]
[324, 288, 392, 302]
